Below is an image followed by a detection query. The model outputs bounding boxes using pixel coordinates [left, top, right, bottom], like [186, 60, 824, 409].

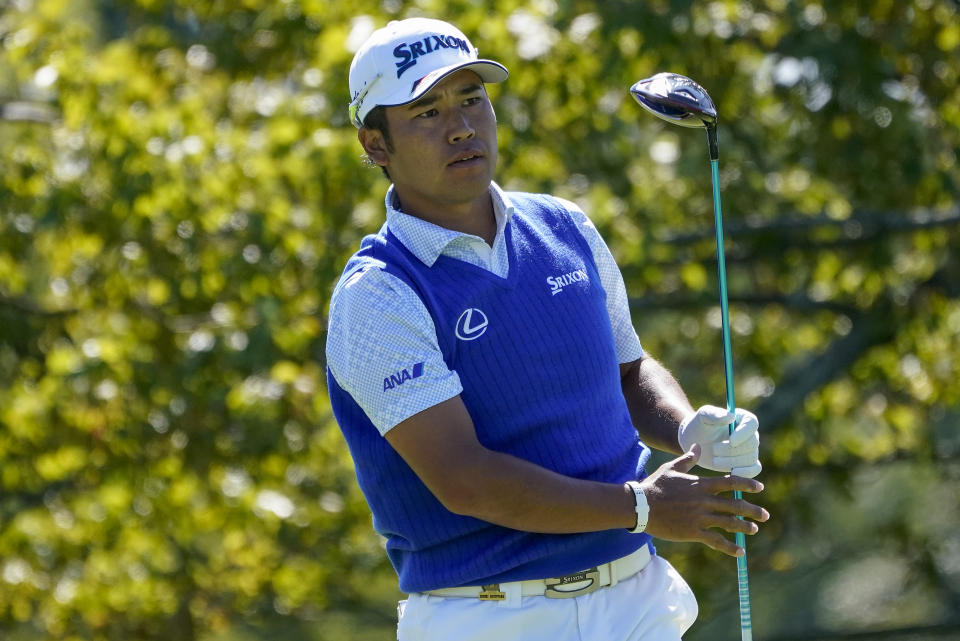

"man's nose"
[447, 111, 476, 144]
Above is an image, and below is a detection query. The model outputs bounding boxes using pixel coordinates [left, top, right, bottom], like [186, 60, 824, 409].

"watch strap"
[625, 480, 649, 534]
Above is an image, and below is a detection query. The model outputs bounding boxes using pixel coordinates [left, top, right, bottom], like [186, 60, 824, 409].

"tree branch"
[658, 207, 960, 246]
[754, 309, 895, 431]
[1, 101, 57, 123]
[629, 292, 859, 315]
[0, 294, 77, 317]
[629, 255, 959, 433]
[754, 263, 957, 432]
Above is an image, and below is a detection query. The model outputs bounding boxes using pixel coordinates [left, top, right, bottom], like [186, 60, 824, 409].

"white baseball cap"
[348, 18, 509, 128]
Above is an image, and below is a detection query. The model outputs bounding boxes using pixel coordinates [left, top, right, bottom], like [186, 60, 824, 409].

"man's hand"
[678, 405, 762, 478]
[641, 445, 769, 557]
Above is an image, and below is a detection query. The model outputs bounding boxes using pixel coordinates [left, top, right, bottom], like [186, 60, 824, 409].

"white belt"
[422, 546, 652, 601]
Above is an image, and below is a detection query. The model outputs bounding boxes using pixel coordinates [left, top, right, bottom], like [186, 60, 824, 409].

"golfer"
[326, 17, 768, 641]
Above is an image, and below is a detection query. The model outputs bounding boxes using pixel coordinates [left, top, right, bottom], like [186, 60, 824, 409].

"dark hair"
[362, 106, 393, 180]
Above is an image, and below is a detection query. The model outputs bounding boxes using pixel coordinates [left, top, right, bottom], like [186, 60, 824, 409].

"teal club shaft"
[708, 130, 753, 641]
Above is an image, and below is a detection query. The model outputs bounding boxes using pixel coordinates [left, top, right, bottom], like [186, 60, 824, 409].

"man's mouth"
[449, 152, 484, 166]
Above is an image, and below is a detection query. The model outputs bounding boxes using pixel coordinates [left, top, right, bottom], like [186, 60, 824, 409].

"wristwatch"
[624, 481, 649, 534]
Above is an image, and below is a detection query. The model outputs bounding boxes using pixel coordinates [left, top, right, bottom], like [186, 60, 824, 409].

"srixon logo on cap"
[393, 33, 471, 78]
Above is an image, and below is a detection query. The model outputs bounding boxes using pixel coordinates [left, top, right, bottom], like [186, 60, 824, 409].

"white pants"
[397, 555, 698, 641]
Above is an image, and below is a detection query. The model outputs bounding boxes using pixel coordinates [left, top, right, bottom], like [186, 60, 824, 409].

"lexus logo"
[455, 308, 488, 341]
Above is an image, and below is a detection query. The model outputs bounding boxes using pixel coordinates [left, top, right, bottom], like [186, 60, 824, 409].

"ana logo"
[455, 308, 488, 341]
[383, 362, 424, 391]
[547, 268, 589, 295]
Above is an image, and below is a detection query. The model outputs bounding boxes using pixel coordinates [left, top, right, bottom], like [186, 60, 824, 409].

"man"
[326, 17, 768, 641]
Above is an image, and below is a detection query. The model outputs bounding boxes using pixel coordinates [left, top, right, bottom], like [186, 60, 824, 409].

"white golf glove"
[678, 405, 762, 478]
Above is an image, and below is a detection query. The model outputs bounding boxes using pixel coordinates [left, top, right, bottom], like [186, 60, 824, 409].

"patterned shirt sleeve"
[553, 197, 645, 364]
[326, 264, 463, 435]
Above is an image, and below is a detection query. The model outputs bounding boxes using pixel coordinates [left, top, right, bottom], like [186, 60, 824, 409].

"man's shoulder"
[330, 246, 411, 312]
[334, 227, 417, 287]
[503, 189, 568, 211]
[502, 190, 586, 235]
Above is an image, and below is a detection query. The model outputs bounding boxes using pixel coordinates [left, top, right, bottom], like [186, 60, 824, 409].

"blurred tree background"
[0, 0, 958, 639]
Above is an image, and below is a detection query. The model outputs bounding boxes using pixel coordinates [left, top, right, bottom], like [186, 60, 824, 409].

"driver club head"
[630, 72, 717, 128]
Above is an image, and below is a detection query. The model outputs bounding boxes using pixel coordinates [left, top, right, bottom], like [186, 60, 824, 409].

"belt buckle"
[544, 567, 601, 599]
[478, 585, 505, 601]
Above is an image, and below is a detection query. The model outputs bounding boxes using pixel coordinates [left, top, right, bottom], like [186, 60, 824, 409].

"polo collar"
[384, 182, 515, 267]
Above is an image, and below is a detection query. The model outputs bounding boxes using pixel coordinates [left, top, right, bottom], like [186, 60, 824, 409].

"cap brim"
[381, 60, 509, 109]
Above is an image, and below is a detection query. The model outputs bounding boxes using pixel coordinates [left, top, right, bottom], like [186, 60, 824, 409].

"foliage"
[0, 0, 957, 639]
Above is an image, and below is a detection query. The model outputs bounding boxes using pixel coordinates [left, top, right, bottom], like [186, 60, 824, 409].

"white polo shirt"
[325, 182, 643, 434]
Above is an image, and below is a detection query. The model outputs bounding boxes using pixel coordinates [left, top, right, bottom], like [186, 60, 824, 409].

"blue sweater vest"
[327, 193, 652, 593]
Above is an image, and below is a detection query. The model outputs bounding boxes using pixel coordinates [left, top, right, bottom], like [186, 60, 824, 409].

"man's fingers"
[731, 462, 763, 479]
[728, 411, 759, 446]
[708, 514, 760, 536]
[708, 496, 770, 522]
[712, 453, 759, 472]
[712, 432, 758, 458]
[645, 444, 768, 558]
[700, 531, 744, 558]
[695, 404, 736, 426]
[704, 475, 765, 495]
[672, 444, 701, 473]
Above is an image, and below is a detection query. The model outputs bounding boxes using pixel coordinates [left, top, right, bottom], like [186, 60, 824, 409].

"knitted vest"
[327, 192, 651, 592]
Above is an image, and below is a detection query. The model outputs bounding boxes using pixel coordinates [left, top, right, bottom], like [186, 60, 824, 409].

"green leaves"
[0, 1, 958, 639]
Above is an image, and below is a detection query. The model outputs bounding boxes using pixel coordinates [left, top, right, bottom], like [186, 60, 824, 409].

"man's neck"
[392, 187, 497, 246]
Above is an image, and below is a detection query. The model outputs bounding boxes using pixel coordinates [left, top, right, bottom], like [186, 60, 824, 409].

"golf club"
[630, 72, 754, 641]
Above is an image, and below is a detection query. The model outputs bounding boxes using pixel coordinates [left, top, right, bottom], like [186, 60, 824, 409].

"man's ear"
[358, 127, 389, 168]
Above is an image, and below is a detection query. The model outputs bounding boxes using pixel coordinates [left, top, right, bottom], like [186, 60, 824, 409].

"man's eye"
[464, 96, 482, 106]
[415, 109, 438, 119]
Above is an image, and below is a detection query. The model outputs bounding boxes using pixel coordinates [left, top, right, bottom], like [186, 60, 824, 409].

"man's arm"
[384, 393, 767, 556]
[385, 395, 639, 533]
[619, 354, 693, 454]
[556, 198, 707, 457]
[620, 353, 763, 478]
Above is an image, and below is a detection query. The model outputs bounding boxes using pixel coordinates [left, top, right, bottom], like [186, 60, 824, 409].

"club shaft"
[710, 158, 753, 641]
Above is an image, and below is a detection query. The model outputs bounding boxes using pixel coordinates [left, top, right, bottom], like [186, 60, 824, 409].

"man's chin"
[439, 162, 493, 189]
[447, 177, 494, 202]
[391, 171, 495, 216]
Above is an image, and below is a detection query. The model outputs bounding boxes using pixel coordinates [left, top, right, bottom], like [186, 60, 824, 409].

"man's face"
[369, 69, 498, 215]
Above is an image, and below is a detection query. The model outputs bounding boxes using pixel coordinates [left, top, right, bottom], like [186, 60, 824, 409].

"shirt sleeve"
[326, 263, 463, 435]
[553, 196, 645, 364]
